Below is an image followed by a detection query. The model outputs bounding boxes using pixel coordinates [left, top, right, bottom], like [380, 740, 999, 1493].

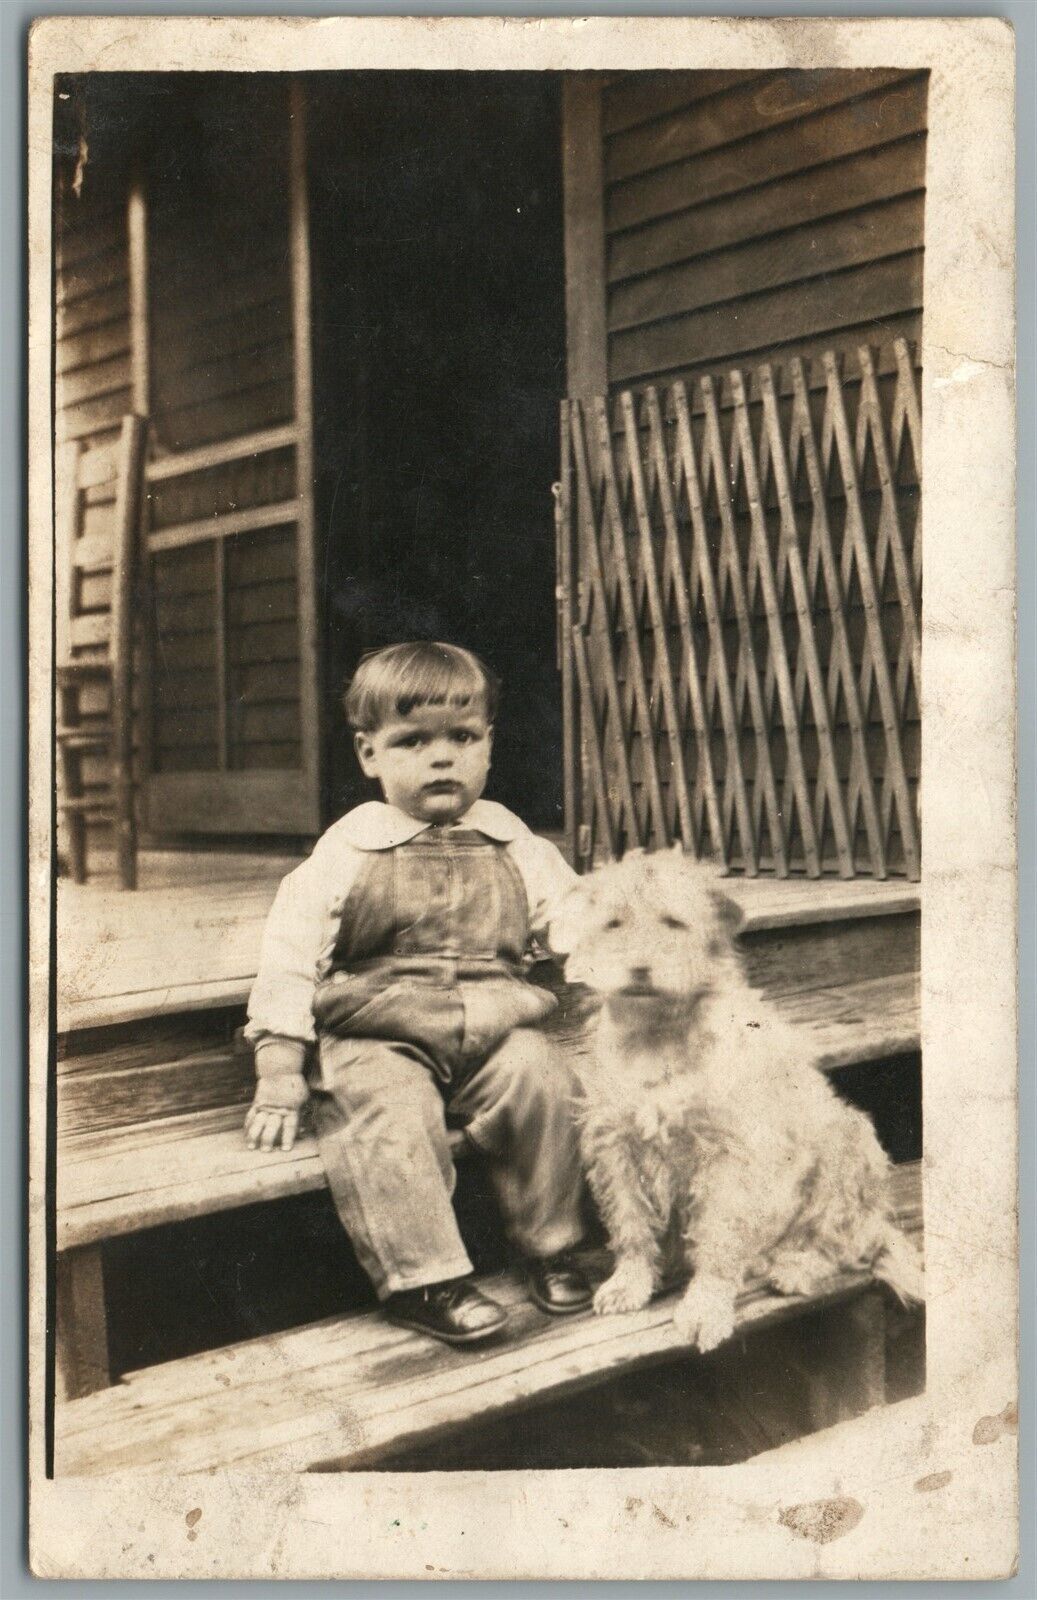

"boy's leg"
[313, 1038, 474, 1300]
[450, 1029, 586, 1261]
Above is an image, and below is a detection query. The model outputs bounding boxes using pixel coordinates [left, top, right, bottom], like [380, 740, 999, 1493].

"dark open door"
[139, 79, 321, 837]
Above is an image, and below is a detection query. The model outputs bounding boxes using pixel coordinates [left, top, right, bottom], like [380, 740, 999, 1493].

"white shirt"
[245, 800, 578, 1048]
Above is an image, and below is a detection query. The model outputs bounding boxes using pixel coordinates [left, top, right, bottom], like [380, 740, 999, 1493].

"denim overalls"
[309, 828, 585, 1298]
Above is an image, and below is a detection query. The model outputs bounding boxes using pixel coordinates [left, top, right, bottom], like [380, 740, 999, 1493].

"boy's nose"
[430, 746, 454, 767]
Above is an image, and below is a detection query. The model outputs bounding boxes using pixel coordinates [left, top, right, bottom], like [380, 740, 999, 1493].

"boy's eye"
[452, 730, 477, 744]
[660, 914, 687, 930]
[397, 734, 425, 749]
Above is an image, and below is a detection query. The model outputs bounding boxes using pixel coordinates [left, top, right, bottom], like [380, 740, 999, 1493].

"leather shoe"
[384, 1278, 508, 1345]
[528, 1251, 593, 1316]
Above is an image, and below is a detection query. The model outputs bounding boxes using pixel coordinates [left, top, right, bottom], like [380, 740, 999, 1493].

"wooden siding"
[600, 69, 928, 391]
[56, 192, 131, 451]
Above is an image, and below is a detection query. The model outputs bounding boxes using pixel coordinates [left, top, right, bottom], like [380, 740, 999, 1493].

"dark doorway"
[308, 74, 567, 833]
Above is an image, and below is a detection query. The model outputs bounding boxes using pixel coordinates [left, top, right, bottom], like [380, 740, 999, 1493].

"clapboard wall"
[575, 68, 929, 394]
[55, 181, 132, 451]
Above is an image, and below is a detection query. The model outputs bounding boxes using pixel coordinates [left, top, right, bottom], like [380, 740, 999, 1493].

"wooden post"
[214, 538, 229, 771]
[127, 173, 154, 832]
[803, 1290, 887, 1432]
[289, 78, 323, 834]
[127, 175, 150, 417]
[561, 78, 607, 403]
[562, 80, 607, 860]
[554, 407, 581, 869]
[110, 415, 146, 890]
[55, 1245, 110, 1400]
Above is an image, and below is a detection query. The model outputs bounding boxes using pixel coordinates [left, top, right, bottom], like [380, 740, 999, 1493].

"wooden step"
[58, 1105, 469, 1251]
[54, 1164, 921, 1476]
[56, 967, 919, 1253]
[57, 866, 919, 1033]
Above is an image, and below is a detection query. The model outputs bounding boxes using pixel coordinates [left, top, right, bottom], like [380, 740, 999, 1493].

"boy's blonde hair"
[344, 642, 500, 732]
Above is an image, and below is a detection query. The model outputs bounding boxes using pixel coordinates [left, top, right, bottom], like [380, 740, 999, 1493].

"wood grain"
[55, 1162, 920, 1474]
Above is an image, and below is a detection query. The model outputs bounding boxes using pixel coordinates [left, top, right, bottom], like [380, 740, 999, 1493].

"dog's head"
[550, 847, 743, 1007]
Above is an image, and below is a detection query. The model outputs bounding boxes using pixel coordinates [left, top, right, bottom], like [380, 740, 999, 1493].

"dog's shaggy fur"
[551, 848, 922, 1352]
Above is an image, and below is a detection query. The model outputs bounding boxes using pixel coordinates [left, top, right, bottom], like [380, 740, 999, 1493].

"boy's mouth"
[422, 781, 461, 794]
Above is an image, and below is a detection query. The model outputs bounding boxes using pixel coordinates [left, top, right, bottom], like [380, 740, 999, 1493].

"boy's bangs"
[392, 655, 487, 720]
[346, 642, 498, 730]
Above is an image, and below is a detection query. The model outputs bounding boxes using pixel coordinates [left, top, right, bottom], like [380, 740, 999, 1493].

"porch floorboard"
[58, 967, 919, 1254]
[58, 847, 921, 1032]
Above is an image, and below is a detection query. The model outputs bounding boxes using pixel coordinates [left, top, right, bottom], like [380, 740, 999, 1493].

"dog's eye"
[660, 914, 687, 930]
[603, 917, 623, 931]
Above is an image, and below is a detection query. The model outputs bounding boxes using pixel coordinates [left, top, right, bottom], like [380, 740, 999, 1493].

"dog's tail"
[873, 1224, 924, 1305]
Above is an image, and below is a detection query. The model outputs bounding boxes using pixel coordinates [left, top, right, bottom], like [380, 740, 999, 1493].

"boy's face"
[354, 702, 493, 825]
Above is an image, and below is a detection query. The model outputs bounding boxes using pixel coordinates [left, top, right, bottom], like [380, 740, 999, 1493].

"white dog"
[550, 848, 922, 1353]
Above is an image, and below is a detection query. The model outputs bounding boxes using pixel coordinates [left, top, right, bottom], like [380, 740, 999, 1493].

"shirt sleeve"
[244, 837, 359, 1049]
[509, 832, 580, 949]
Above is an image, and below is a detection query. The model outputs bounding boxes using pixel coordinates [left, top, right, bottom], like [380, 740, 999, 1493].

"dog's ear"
[708, 888, 744, 940]
[547, 883, 590, 957]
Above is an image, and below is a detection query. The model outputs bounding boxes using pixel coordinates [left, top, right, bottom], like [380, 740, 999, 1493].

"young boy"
[244, 641, 591, 1345]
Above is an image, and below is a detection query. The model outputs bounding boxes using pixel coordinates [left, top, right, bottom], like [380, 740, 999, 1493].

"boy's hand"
[244, 1072, 309, 1153]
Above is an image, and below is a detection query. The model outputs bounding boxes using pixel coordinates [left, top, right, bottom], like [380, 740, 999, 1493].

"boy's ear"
[354, 730, 377, 777]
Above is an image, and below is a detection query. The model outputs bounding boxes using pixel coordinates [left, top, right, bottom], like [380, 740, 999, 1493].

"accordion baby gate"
[555, 339, 922, 879]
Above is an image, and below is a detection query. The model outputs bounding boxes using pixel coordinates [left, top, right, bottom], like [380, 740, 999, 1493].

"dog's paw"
[593, 1259, 655, 1316]
[767, 1252, 832, 1299]
[672, 1277, 737, 1352]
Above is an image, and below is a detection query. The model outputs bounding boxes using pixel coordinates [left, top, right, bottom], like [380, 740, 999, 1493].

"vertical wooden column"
[561, 78, 606, 860]
[110, 415, 146, 889]
[554, 407, 581, 868]
[55, 1245, 110, 1400]
[791, 1290, 888, 1433]
[289, 77, 323, 833]
[561, 77, 607, 402]
[127, 172, 154, 821]
[127, 175, 150, 416]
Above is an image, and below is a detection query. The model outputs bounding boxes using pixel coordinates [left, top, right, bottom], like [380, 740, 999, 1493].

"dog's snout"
[629, 964, 651, 984]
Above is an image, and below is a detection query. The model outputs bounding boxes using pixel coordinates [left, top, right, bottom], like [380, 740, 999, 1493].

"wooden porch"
[54, 848, 922, 1471]
[57, 846, 920, 1034]
[50, 64, 928, 1472]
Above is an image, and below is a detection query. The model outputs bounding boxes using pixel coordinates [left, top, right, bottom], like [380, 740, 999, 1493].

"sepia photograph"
[27, 14, 1017, 1583]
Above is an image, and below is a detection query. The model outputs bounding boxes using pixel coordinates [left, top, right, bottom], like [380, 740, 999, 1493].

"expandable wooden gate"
[556, 339, 922, 879]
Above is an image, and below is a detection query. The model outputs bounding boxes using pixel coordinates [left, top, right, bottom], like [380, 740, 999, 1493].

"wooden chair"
[56, 415, 146, 889]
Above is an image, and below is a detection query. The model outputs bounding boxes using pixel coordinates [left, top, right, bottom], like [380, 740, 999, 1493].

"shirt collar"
[335, 799, 528, 851]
